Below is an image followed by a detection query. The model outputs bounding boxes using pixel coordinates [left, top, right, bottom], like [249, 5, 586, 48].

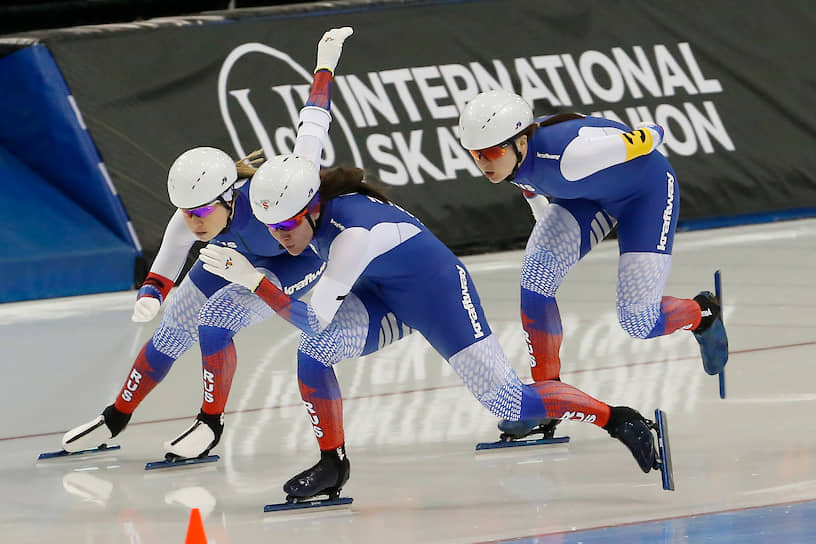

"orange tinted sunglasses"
[468, 142, 511, 161]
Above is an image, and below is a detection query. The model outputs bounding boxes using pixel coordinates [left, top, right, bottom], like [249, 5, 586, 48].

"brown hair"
[515, 113, 585, 145]
[235, 148, 265, 178]
[318, 166, 390, 204]
[538, 112, 585, 127]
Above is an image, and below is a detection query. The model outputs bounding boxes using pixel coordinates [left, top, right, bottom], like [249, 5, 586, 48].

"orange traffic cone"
[185, 507, 207, 544]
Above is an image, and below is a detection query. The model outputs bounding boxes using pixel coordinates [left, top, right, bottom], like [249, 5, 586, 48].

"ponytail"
[538, 112, 585, 127]
[235, 148, 266, 179]
[318, 166, 390, 203]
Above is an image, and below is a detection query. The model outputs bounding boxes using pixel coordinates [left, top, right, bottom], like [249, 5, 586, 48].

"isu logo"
[218, 43, 361, 169]
[218, 42, 733, 187]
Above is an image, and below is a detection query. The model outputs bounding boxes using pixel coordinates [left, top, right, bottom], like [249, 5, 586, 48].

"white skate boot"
[62, 405, 131, 453]
[163, 411, 224, 460]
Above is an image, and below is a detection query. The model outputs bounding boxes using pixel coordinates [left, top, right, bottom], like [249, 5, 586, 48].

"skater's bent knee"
[617, 308, 659, 339]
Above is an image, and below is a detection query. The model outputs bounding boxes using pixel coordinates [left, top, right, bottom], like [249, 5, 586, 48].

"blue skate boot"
[692, 290, 728, 375]
[476, 418, 569, 450]
[498, 418, 561, 440]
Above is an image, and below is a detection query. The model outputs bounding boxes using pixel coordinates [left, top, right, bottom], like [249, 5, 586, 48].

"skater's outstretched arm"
[198, 224, 379, 335]
[292, 27, 353, 166]
[131, 210, 198, 322]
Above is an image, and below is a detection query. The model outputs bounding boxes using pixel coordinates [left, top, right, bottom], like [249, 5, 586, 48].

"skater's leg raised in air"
[614, 184, 728, 374]
[692, 290, 728, 374]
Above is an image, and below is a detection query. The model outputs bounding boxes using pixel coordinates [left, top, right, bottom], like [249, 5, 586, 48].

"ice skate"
[45, 405, 131, 458]
[476, 417, 569, 451]
[145, 411, 222, 470]
[604, 406, 674, 491]
[693, 289, 728, 376]
[265, 446, 353, 512]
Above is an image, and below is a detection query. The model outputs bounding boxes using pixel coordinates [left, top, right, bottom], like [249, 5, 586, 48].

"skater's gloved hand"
[634, 121, 664, 148]
[199, 244, 264, 291]
[132, 297, 161, 322]
[315, 27, 353, 74]
[131, 273, 173, 322]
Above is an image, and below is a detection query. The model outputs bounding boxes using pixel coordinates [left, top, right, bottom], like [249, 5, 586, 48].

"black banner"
[11, 0, 816, 268]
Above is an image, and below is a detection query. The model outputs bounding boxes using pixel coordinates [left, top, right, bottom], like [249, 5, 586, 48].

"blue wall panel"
[0, 147, 135, 302]
[0, 44, 138, 251]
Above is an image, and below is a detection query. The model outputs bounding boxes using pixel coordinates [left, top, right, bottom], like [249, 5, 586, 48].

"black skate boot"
[61, 404, 131, 453]
[693, 290, 728, 375]
[283, 445, 350, 502]
[603, 406, 658, 474]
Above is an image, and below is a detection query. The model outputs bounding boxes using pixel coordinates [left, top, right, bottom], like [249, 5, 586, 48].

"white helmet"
[458, 89, 534, 150]
[249, 154, 320, 224]
[167, 147, 237, 209]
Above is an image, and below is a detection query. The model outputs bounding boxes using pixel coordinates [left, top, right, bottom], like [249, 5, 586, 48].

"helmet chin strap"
[306, 214, 318, 235]
[304, 194, 324, 238]
[306, 205, 322, 237]
[217, 194, 236, 235]
[503, 140, 524, 182]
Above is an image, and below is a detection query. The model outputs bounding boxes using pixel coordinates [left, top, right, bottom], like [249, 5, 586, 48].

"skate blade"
[38, 444, 120, 460]
[654, 409, 675, 491]
[475, 435, 569, 451]
[145, 454, 219, 471]
[714, 270, 726, 399]
[264, 496, 353, 513]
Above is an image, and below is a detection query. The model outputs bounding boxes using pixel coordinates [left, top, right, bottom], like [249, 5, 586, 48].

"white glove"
[634, 121, 665, 148]
[132, 297, 161, 323]
[314, 27, 353, 74]
[199, 244, 264, 291]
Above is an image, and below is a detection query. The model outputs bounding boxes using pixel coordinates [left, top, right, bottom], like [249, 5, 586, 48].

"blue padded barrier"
[0, 146, 136, 302]
[0, 44, 139, 254]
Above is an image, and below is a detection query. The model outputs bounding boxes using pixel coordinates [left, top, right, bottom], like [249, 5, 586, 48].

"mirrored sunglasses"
[469, 142, 511, 161]
[266, 193, 320, 232]
[182, 203, 219, 218]
[266, 207, 311, 232]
